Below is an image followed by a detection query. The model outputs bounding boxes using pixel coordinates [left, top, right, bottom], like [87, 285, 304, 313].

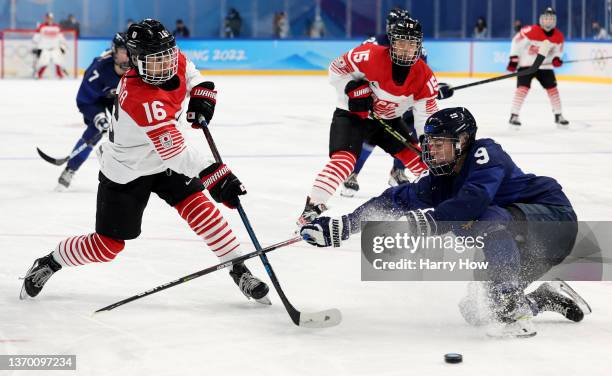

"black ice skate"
[555, 114, 569, 128]
[296, 197, 328, 227]
[19, 252, 62, 299]
[56, 167, 75, 191]
[527, 279, 591, 322]
[487, 290, 536, 338]
[508, 114, 521, 128]
[340, 173, 360, 197]
[229, 262, 271, 305]
[388, 167, 411, 187]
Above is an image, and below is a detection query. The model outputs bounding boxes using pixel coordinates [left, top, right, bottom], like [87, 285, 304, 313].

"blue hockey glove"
[300, 216, 350, 247]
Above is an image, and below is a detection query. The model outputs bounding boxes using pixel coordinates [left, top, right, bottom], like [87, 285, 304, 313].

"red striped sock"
[394, 146, 427, 176]
[309, 151, 356, 204]
[511, 86, 530, 115]
[52, 233, 125, 267]
[546, 87, 562, 114]
[175, 191, 241, 262]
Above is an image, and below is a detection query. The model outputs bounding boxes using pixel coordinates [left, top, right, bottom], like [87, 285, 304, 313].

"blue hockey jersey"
[76, 52, 122, 122]
[347, 138, 572, 231]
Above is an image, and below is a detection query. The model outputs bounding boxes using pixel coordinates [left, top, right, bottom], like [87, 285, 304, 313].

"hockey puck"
[444, 353, 462, 364]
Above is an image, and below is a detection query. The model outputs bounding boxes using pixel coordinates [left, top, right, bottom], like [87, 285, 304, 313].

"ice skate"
[527, 279, 591, 322]
[555, 114, 569, 128]
[508, 114, 521, 129]
[340, 173, 359, 197]
[296, 197, 328, 227]
[55, 167, 75, 191]
[388, 167, 410, 186]
[486, 290, 537, 338]
[20, 252, 62, 299]
[229, 262, 271, 305]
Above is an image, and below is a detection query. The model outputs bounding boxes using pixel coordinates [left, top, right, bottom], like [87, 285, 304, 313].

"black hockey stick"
[95, 236, 303, 313]
[36, 131, 106, 166]
[199, 116, 342, 328]
[562, 56, 612, 64]
[452, 53, 545, 91]
[371, 114, 422, 157]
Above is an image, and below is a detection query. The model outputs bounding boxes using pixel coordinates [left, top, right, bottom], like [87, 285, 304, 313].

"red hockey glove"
[506, 56, 519, 72]
[344, 80, 373, 119]
[187, 81, 217, 128]
[552, 57, 563, 68]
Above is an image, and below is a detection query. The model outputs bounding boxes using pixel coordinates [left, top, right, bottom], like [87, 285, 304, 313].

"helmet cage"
[134, 46, 178, 85]
[389, 31, 422, 66]
[421, 135, 462, 176]
[539, 13, 556, 31]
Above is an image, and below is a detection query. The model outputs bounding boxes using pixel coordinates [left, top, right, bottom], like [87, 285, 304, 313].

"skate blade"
[486, 320, 537, 338]
[508, 124, 521, 131]
[556, 123, 569, 130]
[255, 295, 272, 305]
[298, 308, 342, 328]
[54, 184, 69, 192]
[551, 279, 592, 315]
[340, 187, 357, 197]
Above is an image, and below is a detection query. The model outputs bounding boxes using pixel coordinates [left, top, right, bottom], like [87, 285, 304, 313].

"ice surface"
[1, 76, 611, 375]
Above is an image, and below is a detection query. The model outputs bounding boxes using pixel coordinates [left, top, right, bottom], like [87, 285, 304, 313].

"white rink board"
[1, 77, 611, 376]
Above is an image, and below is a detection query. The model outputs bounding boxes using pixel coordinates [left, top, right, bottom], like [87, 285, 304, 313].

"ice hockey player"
[297, 15, 440, 226]
[507, 7, 569, 127]
[342, 8, 454, 197]
[56, 33, 131, 190]
[20, 19, 270, 305]
[300, 107, 590, 337]
[32, 12, 68, 79]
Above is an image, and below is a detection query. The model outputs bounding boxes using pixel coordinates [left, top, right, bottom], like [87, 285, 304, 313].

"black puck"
[444, 353, 462, 364]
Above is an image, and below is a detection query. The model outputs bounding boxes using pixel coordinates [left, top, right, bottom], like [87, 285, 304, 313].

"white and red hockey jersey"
[97, 52, 211, 184]
[510, 25, 564, 69]
[329, 43, 439, 135]
[32, 23, 66, 51]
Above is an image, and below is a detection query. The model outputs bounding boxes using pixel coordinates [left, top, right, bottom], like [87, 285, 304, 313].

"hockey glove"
[506, 56, 519, 72]
[552, 57, 563, 68]
[33, 49, 42, 58]
[187, 81, 217, 127]
[436, 82, 454, 100]
[200, 162, 246, 208]
[93, 112, 110, 132]
[300, 216, 350, 248]
[345, 79, 373, 119]
[405, 208, 437, 237]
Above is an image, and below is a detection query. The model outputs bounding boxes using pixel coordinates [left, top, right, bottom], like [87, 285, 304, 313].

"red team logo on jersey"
[373, 99, 399, 118]
[159, 133, 173, 149]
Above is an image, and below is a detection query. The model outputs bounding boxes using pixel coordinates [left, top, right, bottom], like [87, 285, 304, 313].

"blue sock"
[354, 143, 375, 174]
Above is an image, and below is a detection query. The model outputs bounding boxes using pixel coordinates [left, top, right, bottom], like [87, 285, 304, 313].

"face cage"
[389, 34, 422, 66]
[421, 135, 461, 176]
[136, 46, 178, 85]
[539, 14, 557, 31]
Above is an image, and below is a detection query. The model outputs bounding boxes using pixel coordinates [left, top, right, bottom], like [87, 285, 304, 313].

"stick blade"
[36, 147, 67, 166]
[298, 308, 342, 328]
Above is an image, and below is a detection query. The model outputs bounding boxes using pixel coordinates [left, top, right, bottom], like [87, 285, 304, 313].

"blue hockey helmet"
[421, 107, 477, 175]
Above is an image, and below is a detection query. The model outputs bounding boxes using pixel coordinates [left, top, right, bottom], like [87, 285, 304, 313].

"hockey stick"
[452, 53, 546, 91]
[371, 114, 422, 157]
[95, 236, 303, 313]
[199, 116, 342, 328]
[562, 56, 612, 64]
[36, 131, 106, 166]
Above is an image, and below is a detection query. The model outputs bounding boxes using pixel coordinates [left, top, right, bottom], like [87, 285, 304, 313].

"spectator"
[224, 8, 242, 38]
[473, 17, 487, 39]
[592, 21, 609, 40]
[173, 19, 190, 38]
[59, 14, 80, 36]
[273, 12, 289, 39]
[308, 15, 325, 38]
[513, 19, 522, 33]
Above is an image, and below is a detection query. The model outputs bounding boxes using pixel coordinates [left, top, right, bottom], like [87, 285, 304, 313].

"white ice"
[1, 76, 611, 376]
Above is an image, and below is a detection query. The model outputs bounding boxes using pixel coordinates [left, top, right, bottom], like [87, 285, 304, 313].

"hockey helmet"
[126, 19, 178, 85]
[387, 15, 422, 66]
[421, 107, 477, 176]
[539, 7, 557, 32]
[111, 32, 130, 71]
